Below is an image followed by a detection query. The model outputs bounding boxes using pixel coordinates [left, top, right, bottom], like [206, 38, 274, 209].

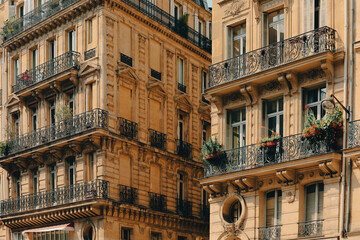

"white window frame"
[265, 189, 282, 227]
[68, 30, 76, 52]
[32, 168, 38, 194]
[230, 108, 246, 149]
[49, 164, 56, 190]
[14, 58, 19, 85]
[305, 182, 324, 221]
[304, 86, 326, 120]
[177, 57, 184, 84]
[266, 98, 283, 136]
[227, 23, 246, 58]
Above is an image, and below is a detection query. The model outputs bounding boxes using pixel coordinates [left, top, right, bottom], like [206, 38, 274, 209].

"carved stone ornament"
[259, 80, 282, 96]
[220, 193, 247, 236]
[167, 231, 173, 239]
[285, 190, 296, 203]
[225, 0, 246, 16]
[223, 92, 246, 105]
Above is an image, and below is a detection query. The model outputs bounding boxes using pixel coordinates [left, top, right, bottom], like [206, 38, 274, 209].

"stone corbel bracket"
[319, 160, 340, 177]
[233, 177, 255, 192]
[210, 96, 223, 115]
[321, 60, 334, 86]
[286, 72, 299, 94]
[276, 170, 295, 184]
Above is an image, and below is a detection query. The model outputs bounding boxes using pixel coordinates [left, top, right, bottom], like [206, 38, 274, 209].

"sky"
[207, 0, 212, 8]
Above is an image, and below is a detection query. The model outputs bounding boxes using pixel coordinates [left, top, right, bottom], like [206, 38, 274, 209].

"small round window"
[223, 198, 242, 223]
[83, 224, 94, 240]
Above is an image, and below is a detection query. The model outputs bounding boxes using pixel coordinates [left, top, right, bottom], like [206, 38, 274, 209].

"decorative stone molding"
[223, 92, 246, 106]
[220, 193, 247, 235]
[224, 0, 246, 17]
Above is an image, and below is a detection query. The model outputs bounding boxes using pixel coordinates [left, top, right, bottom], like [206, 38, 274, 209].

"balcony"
[176, 139, 192, 158]
[200, 204, 209, 220]
[149, 192, 167, 212]
[178, 82, 187, 93]
[0, 179, 109, 216]
[121, 0, 211, 53]
[348, 120, 360, 149]
[259, 226, 281, 240]
[149, 129, 166, 150]
[176, 199, 192, 218]
[204, 133, 340, 177]
[298, 220, 323, 238]
[84, 48, 96, 60]
[0, 109, 108, 159]
[2, 0, 82, 41]
[13, 51, 80, 93]
[118, 117, 138, 140]
[119, 185, 137, 204]
[208, 26, 336, 89]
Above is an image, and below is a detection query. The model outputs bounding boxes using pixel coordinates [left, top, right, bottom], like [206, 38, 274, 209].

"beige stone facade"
[0, 0, 212, 239]
[200, 0, 360, 240]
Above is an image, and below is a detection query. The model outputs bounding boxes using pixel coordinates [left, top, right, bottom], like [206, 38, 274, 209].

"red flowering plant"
[322, 104, 343, 148]
[258, 126, 281, 148]
[19, 70, 31, 83]
[302, 106, 325, 144]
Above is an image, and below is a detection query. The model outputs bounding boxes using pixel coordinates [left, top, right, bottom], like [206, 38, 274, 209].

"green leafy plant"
[55, 105, 73, 121]
[176, 13, 189, 38]
[200, 137, 223, 165]
[0, 18, 20, 40]
[0, 142, 10, 156]
[302, 106, 325, 144]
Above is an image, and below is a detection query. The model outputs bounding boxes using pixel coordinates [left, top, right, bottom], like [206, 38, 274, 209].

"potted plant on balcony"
[200, 137, 223, 166]
[302, 106, 325, 145]
[258, 127, 281, 163]
[0, 18, 20, 40]
[322, 104, 343, 149]
[0, 142, 10, 156]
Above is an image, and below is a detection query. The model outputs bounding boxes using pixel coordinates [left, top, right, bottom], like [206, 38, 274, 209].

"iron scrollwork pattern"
[176, 198, 192, 218]
[298, 220, 323, 238]
[118, 117, 138, 140]
[348, 120, 360, 148]
[204, 133, 339, 177]
[13, 51, 80, 92]
[84, 48, 96, 60]
[119, 184, 138, 204]
[0, 109, 109, 158]
[258, 225, 281, 240]
[149, 129, 167, 150]
[149, 192, 167, 212]
[208, 26, 336, 88]
[176, 139, 192, 158]
[0, 179, 109, 216]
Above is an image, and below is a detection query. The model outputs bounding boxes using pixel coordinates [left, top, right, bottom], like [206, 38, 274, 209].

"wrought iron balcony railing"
[0, 109, 108, 158]
[176, 139, 192, 158]
[121, 0, 211, 53]
[84, 48, 96, 60]
[2, 0, 82, 41]
[259, 225, 281, 240]
[208, 26, 336, 89]
[120, 53, 133, 67]
[0, 179, 109, 216]
[118, 117, 138, 140]
[149, 192, 167, 212]
[200, 204, 209, 220]
[176, 198, 192, 218]
[13, 51, 80, 92]
[348, 120, 360, 148]
[119, 184, 137, 204]
[149, 129, 166, 150]
[204, 133, 340, 177]
[298, 220, 323, 238]
[178, 82, 187, 93]
[151, 69, 162, 81]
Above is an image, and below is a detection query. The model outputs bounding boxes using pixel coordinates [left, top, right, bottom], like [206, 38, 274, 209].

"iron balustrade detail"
[118, 117, 138, 140]
[208, 26, 336, 88]
[348, 120, 360, 148]
[149, 192, 167, 212]
[178, 82, 187, 93]
[120, 0, 211, 53]
[259, 226, 281, 240]
[298, 220, 323, 238]
[204, 133, 339, 177]
[149, 129, 166, 150]
[120, 53, 133, 67]
[84, 48, 96, 60]
[200, 204, 210, 220]
[176, 139, 192, 158]
[119, 185, 137, 204]
[0, 109, 108, 157]
[176, 198, 192, 218]
[13, 51, 80, 92]
[2, 0, 82, 41]
[0, 179, 109, 216]
[151, 69, 162, 81]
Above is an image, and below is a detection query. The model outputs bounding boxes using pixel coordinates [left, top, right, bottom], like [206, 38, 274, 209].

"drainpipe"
[345, 0, 355, 236]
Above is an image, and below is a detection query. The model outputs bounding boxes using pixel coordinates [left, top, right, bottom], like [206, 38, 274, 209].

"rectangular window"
[15, 175, 21, 198]
[178, 173, 184, 201]
[18, 5, 24, 18]
[31, 48, 38, 69]
[49, 100, 56, 125]
[30, 107, 38, 131]
[265, 190, 282, 226]
[177, 57, 184, 84]
[229, 108, 246, 148]
[174, 5, 179, 20]
[151, 232, 161, 240]
[12, 232, 24, 240]
[198, 21, 203, 35]
[49, 164, 56, 190]
[264, 9, 284, 45]
[88, 18, 93, 43]
[66, 91, 75, 115]
[121, 228, 132, 240]
[314, 0, 320, 29]
[14, 58, 19, 84]
[34, 231, 70, 240]
[201, 70, 207, 93]
[68, 30, 76, 52]
[266, 98, 283, 137]
[86, 83, 93, 111]
[32, 168, 38, 194]
[202, 124, 207, 145]
[12, 113, 20, 137]
[178, 115, 184, 141]
[229, 23, 246, 57]
[89, 152, 95, 180]
[305, 182, 324, 221]
[68, 158, 75, 186]
[304, 86, 326, 120]
[48, 39, 56, 60]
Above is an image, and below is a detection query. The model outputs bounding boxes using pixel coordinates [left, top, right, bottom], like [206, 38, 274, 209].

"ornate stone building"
[200, 0, 359, 239]
[0, 0, 212, 239]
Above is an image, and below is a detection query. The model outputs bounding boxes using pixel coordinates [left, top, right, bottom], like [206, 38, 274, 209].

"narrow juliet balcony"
[2, 0, 82, 41]
[176, 139, 192, 158]
[259, 225, 281, 240]
[121, 0, 211, 53]
[176, 198, 192, 218]
[204, 133, 340, 177]
[0, 109, 108, 159]
[208, 27, 336, 89]
[118, 117, 138, 140]
[149, 192, 167, 212]
[13, 51, 80, 94]
[0, 179, 109, 217]
[348, 120, 360, 149]
[298, 220, 323, 238]
[149, 129, 167, 150]
[119, 184, 138, 204]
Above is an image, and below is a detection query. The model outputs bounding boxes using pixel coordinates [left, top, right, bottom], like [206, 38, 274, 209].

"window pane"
[266, 191, 275, 226]
[318, 183, 324, 219]
[307, 89, 319, 104]
[277, 190, 282, 224]
[232, 126, 239, 148]
[231, 110, 240, 124]
[267, 100, 277, 114]
[268, 116, 277, 134]
[306, 184, 316, 221]
[233, 39, 240, 57]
